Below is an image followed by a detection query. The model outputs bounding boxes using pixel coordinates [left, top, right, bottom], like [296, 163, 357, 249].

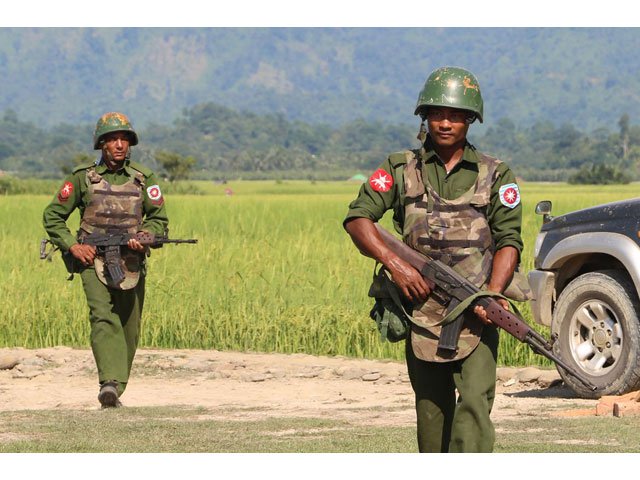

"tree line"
[0, 104, 638, 184]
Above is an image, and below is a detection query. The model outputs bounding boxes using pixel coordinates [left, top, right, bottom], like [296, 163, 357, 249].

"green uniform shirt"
[344, 137, 524, 254]
[43, 159, 169, 252]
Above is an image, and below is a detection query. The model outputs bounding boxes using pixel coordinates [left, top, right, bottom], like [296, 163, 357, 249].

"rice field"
[2, 180, 639, 366]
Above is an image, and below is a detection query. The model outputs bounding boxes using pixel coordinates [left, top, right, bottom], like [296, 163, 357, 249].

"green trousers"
[405, 325, 499, 453]
[80, 268, 146, 396]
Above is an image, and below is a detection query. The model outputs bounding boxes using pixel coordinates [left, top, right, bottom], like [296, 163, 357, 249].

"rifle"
[374, 223, 597, 392]
[80, 231, 197, 284]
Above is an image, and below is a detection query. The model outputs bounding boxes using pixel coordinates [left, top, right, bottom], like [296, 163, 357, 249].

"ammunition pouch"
[368, 264, 411, 343]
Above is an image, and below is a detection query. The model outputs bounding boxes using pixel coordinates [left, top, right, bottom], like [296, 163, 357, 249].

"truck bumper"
[527, 270, 556, 327]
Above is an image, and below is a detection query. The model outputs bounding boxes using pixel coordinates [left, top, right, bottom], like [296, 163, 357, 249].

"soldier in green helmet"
[344, 67, 530, 452]
[43, 112, 169, 408]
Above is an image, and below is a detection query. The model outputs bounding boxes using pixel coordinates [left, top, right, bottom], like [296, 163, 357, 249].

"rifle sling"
[380, 263, 526, 352]
[436, 290, 524, 352]
[382, 269, 521, 352]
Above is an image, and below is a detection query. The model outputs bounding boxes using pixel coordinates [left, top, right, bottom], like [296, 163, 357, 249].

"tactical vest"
[403, 151, 500, 362]
[79, 168, 146, 290]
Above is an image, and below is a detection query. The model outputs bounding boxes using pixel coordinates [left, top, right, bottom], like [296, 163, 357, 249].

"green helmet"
[93, 112, 139, 150]
[414, 66, 483, 123]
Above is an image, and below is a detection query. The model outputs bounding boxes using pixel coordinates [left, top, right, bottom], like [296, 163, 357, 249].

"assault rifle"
[80, 231, 197, 284]
[374, 223, 597, 392]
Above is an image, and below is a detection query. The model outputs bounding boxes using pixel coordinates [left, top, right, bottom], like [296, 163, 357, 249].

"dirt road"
[0, 346, 599, 425]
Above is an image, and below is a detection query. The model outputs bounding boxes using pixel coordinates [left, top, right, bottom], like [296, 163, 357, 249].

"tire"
[552, 270, 640, 398]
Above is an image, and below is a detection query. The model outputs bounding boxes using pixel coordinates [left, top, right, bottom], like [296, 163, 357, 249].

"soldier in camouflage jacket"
[43, 112, 168, 408]
[344, 67, 529, 452]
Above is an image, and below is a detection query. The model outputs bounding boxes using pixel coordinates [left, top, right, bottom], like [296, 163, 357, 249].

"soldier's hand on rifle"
[69, 243, 96, 266]
[127, 237, 146, 252]
[387, 255, 432, 303]
[474, 296, 509, 326]
[344, 218, 431, 302]
[475, 247, 518, 325]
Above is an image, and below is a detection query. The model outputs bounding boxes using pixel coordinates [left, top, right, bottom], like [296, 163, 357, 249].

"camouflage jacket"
[43, 158, 169, 253]
[344, 136, 524, 256]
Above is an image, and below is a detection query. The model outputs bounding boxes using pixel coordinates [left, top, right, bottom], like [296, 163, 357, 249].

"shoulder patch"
[146, 184, 164, 205]
[57, 181, 74, 202]
[499, 183, 521, 209]
[369, 168, 394, 193]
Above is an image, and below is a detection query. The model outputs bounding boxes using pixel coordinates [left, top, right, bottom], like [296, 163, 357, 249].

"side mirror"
[535, 200, 553, 224]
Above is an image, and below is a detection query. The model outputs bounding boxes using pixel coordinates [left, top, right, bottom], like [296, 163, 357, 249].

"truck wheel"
[552, 270, 640, 398]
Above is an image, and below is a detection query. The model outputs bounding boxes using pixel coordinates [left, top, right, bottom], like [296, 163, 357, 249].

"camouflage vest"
[79, 167, 146, 290]
[403, 151, 499, 362]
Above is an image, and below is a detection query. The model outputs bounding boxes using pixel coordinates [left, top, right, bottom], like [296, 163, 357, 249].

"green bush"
[0, 175, 59, 195]
[568, 164, 631, 185]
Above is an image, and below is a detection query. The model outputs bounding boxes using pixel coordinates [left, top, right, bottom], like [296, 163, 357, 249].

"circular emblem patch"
[369, 169, 393, 193]
[146, 185, 164, 205]
[58, 181, 73, 202]
[499, 183, 520, 209]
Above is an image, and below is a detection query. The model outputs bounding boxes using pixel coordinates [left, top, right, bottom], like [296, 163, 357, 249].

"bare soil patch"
[0, 347, 598, 425]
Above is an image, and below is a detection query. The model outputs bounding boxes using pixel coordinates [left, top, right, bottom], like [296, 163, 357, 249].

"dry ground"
[0, 346, 598, 425]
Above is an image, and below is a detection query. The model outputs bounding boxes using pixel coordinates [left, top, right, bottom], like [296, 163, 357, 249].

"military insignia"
[369, 169, 393, 193]
[499, 183, 520, 209]
[57, 181, 73, 202]
[146, 185, 164, 205]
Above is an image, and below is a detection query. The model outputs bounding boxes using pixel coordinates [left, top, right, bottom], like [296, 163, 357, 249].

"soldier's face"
[424, 107, 470, 149]
[102, 132, 130, 162]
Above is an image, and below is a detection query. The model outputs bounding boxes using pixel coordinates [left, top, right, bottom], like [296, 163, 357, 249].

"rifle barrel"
[524, 332, 598, 391]
[160, 239, 198, 244]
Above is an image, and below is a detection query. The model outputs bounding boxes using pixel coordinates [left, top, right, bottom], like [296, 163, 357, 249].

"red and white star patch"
[499, 183, 521, 209]
[369, 169, 393, 192]
[57, 181, 73, 202]
[146, 184, 164, 205]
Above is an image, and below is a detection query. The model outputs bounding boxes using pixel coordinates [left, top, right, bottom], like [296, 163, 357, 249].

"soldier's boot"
[98, 381, 122, 408]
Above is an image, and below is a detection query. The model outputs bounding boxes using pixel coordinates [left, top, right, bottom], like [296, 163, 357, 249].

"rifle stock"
[374, 223, 597, 392]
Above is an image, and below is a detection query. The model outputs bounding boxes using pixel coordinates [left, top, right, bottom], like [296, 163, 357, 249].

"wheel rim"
[569, 300, 623, 376]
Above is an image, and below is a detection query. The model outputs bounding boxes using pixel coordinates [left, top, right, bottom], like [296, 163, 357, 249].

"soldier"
[344, 67, 530, 452]
[43, 112, 169, 408]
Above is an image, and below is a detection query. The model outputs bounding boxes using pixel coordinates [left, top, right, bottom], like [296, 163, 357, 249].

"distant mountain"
[1, 27, 639, 131]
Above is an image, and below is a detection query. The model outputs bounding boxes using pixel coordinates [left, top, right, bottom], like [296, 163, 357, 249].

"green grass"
[2, 180, 640, 366]
[495, 416, 640, 452]
[0, 407, 415, 453]
[1, 406, 639, 453]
